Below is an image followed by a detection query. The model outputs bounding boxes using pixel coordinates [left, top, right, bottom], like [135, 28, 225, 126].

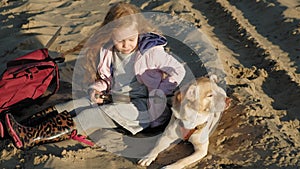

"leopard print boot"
[0, 106, 57, 139]
[20, 106, 58, 126]
[5, 110, 75, 149]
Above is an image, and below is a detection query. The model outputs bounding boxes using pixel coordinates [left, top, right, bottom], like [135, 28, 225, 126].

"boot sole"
[5, 114, 23, 148]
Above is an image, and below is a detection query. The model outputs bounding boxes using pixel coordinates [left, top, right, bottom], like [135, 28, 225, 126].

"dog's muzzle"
[174, 106, 209, 129]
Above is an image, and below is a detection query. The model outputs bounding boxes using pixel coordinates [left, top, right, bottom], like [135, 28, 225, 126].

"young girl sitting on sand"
[3, 2, 186, 149]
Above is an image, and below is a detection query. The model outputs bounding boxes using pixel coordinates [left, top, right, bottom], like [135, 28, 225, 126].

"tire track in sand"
[188, 0, 300, 167]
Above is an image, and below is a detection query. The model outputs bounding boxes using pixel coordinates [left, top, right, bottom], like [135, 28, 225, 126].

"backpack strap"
[0, 120, 4, 138]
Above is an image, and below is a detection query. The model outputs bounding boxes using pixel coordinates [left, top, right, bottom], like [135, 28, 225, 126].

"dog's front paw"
[161, 163, 183, 169]
[161, 165, 176, 169]
[138, 156, 156, 166]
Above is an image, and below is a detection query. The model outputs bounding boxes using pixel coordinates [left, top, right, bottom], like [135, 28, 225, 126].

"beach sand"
[0, 0, 299, 168]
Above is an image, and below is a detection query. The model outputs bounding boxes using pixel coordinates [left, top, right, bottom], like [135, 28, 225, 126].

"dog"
[138, 75, 230, 169]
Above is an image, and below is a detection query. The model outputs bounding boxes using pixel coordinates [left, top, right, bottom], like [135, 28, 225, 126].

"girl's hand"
[89, 89, 105, 104]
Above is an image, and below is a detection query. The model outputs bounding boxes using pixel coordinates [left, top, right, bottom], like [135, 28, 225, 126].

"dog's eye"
[207, 93, 213, 97]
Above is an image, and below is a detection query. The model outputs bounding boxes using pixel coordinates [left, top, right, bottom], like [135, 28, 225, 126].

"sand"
[0, 0, 299, 168]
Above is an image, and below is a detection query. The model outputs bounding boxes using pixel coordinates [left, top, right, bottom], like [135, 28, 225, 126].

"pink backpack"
[0, 48, 63, 113]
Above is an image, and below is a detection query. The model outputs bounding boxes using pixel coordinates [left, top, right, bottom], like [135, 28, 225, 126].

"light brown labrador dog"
[138, 75, 230, 169]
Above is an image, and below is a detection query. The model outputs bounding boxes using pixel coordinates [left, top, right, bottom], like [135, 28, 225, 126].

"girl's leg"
[55, 97, 118, 135]
[54, 97, 93, 114]
[72, 106, 118, 136]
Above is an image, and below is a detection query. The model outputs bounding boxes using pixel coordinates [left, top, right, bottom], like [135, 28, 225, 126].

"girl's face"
[112, 26, 139, 54]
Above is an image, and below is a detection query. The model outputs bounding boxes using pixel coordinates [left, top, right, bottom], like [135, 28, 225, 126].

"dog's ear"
[172, 91, 182, 110]
[175, 91, 182, 103]
[209, 74, 218, 83]
[185, 84, 198, 102]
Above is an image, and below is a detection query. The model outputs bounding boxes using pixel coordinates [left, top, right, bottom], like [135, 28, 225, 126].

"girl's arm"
[142, 46, 186, 95]
[88, 48, 113, 103]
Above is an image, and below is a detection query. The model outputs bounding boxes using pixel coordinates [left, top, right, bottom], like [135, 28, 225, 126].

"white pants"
[54, 97, 150, 136]
[55, 97, 117, 135]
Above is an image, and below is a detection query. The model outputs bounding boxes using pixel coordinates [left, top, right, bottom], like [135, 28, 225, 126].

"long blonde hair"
[75, 2, 159, 91]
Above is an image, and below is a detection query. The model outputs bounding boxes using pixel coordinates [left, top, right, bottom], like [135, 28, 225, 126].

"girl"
[3, 2, 186, 149]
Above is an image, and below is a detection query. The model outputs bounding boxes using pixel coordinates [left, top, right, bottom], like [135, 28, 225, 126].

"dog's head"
[172, 75, 228, 129]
